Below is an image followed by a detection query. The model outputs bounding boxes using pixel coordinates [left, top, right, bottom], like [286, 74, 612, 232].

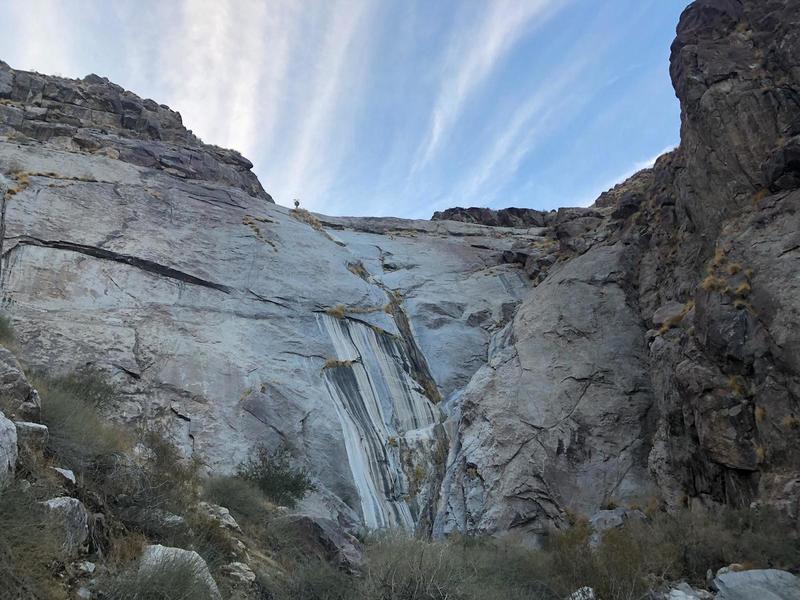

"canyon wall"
[1, 0, 799, 540]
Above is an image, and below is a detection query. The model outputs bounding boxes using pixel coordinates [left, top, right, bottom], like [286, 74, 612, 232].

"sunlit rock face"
[2, 0, 800, 540]
[0, 62, 535, 531]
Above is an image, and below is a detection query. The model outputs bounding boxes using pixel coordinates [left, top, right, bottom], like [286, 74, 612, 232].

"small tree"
[236, 444, 315, 508]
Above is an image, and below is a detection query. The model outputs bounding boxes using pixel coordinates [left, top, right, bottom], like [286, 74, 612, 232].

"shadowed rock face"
[434, 0, 800, 539]
[1, 0, 799, 540]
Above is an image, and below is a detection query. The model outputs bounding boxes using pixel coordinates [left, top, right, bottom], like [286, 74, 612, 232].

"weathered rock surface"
[0, 409, 17, 484]
[140, 544, 222, 600]
[714, 568, 800, 600]
[1, 0, 799, 544]
[273, 513, 364, 573]
[42, 496, 90, 556]
[434, 0, 800, 539]
[0, 63, 534, 532]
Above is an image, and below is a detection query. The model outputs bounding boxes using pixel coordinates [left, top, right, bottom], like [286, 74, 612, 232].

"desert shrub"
[359, 533, 557, 600]
[123, 431, 200, 513]
[0, 484, 65, 600]
[34, 370, 130, 478]
[263, 560, 357, 600]
[203, 475, 269, 526]
[638, 506, 800, 582]
[236, 444, 315, 508]
[100, 554, 219, 600]
[159, 512, 237, 574]
[0, 313, 15, 345]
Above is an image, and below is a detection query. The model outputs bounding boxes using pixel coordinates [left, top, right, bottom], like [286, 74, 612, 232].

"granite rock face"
[435, 0, 800, 538]
[1, 0, 799, 542]
[0, 409, 17, 484]
[0, 65, 535, 533]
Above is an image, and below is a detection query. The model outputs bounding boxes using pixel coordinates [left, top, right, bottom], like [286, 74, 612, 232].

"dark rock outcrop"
[431, 206, 549, 228]
[1, 0, 799, 546]
[0, 62, 269, 200]
[435, 0, 800, 538]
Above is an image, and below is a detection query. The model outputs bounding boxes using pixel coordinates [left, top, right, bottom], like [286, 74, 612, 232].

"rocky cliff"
[1, 0, 799, 543]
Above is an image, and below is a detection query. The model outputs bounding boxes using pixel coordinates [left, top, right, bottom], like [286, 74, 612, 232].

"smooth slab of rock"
[51, 466, 77, 485]
[14, 421, 49, 449]
[0, 410, 17, 484]
[714, 569, 800, 600]
[41, 496, 89, 556]
[140, 545, 222, 600]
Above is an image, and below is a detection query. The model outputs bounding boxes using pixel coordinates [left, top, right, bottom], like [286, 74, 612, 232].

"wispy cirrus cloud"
[276, 0, 374, 208]
[410, 0, 563, 173]
[0, 0, 684, 218]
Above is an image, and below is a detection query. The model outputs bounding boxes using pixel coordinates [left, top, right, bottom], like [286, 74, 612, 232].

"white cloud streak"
[411, 0, 559, 173]
[576, 145, 676, 207]
[276, 0, 373, 207]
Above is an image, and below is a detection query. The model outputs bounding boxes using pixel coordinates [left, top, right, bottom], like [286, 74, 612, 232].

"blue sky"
[0, 0, 686, 218]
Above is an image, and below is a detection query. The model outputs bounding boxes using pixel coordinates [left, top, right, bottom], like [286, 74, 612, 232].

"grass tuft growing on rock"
[0, 484, 65, 600]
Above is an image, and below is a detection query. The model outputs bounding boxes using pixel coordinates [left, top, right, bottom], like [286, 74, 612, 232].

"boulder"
[14, 421, 49, 450]
[588, 507, 646, 546]
[0, 410, 17, 484]
[51, 466, 77, 485]
[652, 301, 688, 328]
[140, 545, 222, 600]
[714, 568, 800, 600]
[42, 497, 89, 556]
[668, 582, 714, 599]
[274, 514, 364, 573]
[198, 501, 242, 532]
[0, 346, 33, 409]
[222, 561, 256, 585]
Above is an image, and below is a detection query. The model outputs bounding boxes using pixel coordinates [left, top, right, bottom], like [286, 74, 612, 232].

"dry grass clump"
[323, 357, 357, 370]
[781, 414, 800, 429]
[0, 484, 65, 600]
[242, 214, 277, 249]
[325, 304, 347, 319]
[291, 208, 324, 231]
[33, 370, 131, 479]
[99, 554, 220, 600]
[347, 261, 371, 280]
[0, 313, 15, 345]
[658, 300, 695, 334]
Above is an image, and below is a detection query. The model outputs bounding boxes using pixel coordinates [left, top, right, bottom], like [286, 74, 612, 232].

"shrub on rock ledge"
[236, 444, 315, 508]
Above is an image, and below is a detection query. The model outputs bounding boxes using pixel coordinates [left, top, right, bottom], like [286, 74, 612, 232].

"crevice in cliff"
[2, 235, 233, 293]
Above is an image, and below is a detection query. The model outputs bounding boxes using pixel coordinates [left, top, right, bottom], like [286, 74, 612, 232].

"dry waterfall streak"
[319, 314, 440, 530]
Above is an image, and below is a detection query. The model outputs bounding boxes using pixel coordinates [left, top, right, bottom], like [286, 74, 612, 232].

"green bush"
[100, 554, 219, 600]
[236, 444, 315, 508]
[0, 484, 65, 600]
